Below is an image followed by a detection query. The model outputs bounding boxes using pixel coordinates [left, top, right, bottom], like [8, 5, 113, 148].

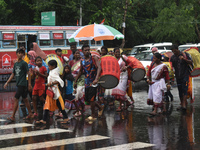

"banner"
[53, 33, 63, 39]
[3, 33, 14, 40]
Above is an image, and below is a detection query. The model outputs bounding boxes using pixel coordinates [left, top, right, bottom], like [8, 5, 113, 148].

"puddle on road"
[1, 78, 200, 150]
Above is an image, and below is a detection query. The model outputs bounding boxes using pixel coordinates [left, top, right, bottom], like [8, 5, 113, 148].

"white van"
[178, 43, 200, 52]
[129, 42, 172, 56]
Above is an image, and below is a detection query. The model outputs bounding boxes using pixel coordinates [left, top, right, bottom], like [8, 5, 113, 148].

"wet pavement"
[1, 78, 200, 150]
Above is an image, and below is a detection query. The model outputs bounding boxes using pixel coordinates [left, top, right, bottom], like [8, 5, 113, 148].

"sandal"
[59, 118, 70, 124]
[35, 120, 46, 125]
[23, 114, 34, 120]
[7, 116, 15, 122]
[116, 107, 122, 112]
[74, 111, 82, 117]
[33, 113, 38, 117]
[55, 113, 63, 118]
[149, 112, 157, 116]
[87, 116, 97, 121]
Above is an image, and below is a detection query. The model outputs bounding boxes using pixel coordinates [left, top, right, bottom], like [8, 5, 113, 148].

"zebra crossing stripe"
[0, 135, 110, 150]
[92, 142, 154, 150]
[0, 123, 33, 130]
[0, 119, 6, 122]
[0, 128, 72, 141]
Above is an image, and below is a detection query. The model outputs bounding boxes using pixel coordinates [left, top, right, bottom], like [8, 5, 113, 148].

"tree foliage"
[0, 0, 200, 47]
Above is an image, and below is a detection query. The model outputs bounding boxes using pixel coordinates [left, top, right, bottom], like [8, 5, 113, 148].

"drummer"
[110, 47, 131, 111]
[101, 46, 108, 56]
[74, 44, 103, 121]
[170, 44, 193, 111]
[97, 46, 109, 109]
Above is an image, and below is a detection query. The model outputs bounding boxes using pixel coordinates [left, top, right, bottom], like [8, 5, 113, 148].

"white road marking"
[0, 119, 6, 122]
[92, 142, 154, 150]
[0, 123, 33, 130]
[0, 128, 72, 141]
[0, 135, 110, 150]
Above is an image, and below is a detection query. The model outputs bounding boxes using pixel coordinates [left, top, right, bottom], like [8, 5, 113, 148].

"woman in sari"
[147, 53, 170, 115]
[107, 47, 131, 111]
[69, 50, 85, 116]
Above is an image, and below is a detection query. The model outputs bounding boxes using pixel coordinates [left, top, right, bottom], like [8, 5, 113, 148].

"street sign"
[2, 54, 11, 67]
[41, 11, 56, 26]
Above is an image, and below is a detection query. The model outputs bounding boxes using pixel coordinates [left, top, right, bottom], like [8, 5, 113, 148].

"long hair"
[62, 65, 74, 81]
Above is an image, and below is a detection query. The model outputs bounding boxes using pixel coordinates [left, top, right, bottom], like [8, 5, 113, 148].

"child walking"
[4, 48, 33, 121]
[36, 60, 69, 125]
[62, 65, 82, 115]
[32, 56, 47, 118]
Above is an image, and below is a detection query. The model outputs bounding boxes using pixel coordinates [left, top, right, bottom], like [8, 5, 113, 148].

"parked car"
[128, 42, 172, 56]
[178, 43, 200, 52]
[134, 50, 172, 78]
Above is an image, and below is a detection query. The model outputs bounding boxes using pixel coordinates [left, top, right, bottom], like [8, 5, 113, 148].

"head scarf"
[152, 47, 158, 53]
[28, 50, 38, 66]
[33, 42, 46, 60]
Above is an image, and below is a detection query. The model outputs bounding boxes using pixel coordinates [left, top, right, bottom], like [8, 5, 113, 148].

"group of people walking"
[3, 43, 134, 124]
[3, 42, 193, 125]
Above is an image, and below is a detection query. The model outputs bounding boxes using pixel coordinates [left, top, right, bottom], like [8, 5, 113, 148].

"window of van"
[130, 47, 150, 55]
[39, 33, 51, 46]
[2, 33, 15, 47]
[53, 33, 64, 46]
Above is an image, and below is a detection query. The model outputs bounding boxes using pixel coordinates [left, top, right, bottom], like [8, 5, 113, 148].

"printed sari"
[147, 63, 169, 105]
[65, 60, 85, 109]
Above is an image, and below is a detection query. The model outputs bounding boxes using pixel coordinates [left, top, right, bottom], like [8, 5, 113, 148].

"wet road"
[0, 78, 200, 150]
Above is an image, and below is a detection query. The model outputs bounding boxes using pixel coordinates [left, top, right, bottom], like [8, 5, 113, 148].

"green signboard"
[41, 11, 56, 26]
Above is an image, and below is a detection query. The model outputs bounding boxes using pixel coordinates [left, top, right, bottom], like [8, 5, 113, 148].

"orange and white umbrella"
[68, 23, 124, 42]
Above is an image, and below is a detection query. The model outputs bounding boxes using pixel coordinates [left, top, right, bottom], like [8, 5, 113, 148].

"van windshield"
[179, 47, 191, 51]
[129, 46, 150, 55]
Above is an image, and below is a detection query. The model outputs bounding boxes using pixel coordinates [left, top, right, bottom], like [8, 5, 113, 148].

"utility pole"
[120, 0, 128, 48]
[80, 0, 82, 26]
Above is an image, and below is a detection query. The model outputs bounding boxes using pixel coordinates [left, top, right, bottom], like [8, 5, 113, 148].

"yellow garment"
[44, 90, 65, 111]
[23, 53, 30, 64]
[127, 81, 132, 97]
[163, 62, 174, 80]
[187, 76, 194, 103]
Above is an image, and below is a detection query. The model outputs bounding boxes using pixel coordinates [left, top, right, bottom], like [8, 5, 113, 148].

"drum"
[184, 47, 200, 77]
[122, 55, 146, 82]
[90, 51, 101, 59]
[99, 55, 120, 89]
[46, 54, 63, 75]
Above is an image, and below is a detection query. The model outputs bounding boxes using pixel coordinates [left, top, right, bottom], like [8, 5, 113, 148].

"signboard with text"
[53, 33, 63, 39]
[41, 11, 56, 26]
[3, 33, 14, 40]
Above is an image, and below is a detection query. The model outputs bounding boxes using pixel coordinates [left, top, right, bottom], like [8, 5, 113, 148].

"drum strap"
[91, 56, 97, 68]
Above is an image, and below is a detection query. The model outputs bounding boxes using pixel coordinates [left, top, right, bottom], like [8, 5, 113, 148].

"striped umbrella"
[68, 23, 124, 42]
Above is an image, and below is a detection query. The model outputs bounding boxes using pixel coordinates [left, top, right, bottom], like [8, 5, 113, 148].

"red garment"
[32, 89, 45, 96]
[33, 66, 47, 90]
[69, 60, 75, 67]
[57, 55, 64, 64]
[147, 62, 170, 81]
